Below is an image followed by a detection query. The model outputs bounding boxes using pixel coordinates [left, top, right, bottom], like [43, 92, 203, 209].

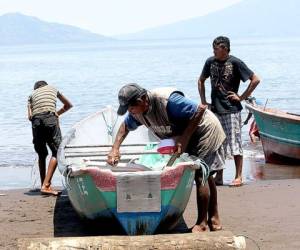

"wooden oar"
[166, 154, 178, 167]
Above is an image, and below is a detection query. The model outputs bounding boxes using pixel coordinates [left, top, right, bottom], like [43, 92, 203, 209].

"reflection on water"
[252, 162, 300, 181]
[222, 158, 300, 185]
[245, 141, 300, 181]
[222, 141, 300, 184]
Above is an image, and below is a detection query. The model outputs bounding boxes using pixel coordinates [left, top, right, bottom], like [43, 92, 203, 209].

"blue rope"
[102, 113, 118, 137]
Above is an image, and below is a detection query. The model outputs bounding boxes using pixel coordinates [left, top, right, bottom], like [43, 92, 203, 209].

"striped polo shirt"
[28, 85, 59, 116]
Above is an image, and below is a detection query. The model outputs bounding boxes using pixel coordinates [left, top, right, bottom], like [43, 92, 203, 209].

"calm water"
[1, 37, 300, 189]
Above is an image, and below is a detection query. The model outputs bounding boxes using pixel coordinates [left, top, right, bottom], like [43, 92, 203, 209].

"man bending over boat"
[28, 81, 73, 196]
[107, 83, 226, 232]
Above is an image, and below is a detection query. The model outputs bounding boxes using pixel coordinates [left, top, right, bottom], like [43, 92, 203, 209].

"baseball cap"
[117, 83, 147, 115]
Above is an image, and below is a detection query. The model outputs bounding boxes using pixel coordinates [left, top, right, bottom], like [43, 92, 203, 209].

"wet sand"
[0, 177, 299, 250]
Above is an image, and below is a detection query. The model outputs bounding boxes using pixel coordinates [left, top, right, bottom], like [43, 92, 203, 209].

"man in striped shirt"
[28, 80, 72, 196]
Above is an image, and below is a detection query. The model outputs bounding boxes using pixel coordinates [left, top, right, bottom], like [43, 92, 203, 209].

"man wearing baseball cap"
[117, 83, 147, 116]
[107, 83, 226, 232]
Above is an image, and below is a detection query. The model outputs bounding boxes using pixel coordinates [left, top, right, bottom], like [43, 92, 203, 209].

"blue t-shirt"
[124, 92, 198, 133]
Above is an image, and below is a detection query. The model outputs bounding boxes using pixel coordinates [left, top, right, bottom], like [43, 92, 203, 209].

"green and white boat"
[58, 106, 207, 235]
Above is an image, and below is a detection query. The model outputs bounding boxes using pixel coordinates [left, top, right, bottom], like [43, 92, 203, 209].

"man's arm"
[239, 74, 260, 101]
[198, 76, 209, 105]
[27, 103, 32, 121]
[175, 104, 207, 154]
[228, 74, 260, 102]
[57, 92, 73, 116]
[107, 122, 130, 166]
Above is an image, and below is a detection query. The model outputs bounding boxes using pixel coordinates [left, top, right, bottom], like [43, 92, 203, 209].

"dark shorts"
[31, 112, 62, 158]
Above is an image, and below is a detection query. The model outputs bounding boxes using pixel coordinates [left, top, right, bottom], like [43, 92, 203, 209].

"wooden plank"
[68, 156, 137, 162]
[65, 150, 159, 158]
[18, 231, 246, 249]
[66, 143, 158, 149]
[65, 146, 147, 153]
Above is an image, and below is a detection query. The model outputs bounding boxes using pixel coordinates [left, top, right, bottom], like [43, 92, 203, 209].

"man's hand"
[175, 142, 182, 156]
[174, 104, 207, 156]
[107, 148, 120, 166]
[175, 139, 188, 156]
[201, 101, 211, 110]
[227, 91, 241, 102]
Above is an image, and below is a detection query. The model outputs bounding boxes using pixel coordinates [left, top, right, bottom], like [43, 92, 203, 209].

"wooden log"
[18, 231, 246, 250]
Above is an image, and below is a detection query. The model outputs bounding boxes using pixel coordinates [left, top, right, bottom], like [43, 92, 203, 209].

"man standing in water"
[107, 83, 226, 232]
[198, 36, 260, 187]
[28, 81, 72, 195]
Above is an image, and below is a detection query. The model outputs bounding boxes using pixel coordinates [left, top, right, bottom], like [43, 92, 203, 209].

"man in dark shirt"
[198, 36, 260, 187]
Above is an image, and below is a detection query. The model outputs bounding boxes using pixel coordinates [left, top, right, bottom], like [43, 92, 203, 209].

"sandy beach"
[0, 178, 299, 250]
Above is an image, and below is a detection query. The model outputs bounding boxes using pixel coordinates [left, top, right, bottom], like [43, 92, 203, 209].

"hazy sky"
[1, 0, 242, 36]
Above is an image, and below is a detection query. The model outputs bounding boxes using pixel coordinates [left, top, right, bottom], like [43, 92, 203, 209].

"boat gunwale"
[245, 103, 300, 123]
[58, 106, 118, 176]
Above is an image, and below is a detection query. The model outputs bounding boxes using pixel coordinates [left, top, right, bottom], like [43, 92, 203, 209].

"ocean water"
[1, 37, 300, 189]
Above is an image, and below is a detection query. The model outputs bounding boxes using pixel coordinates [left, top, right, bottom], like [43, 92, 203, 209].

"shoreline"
[0, 179, 299, 249]
[1, 156, 300, 190]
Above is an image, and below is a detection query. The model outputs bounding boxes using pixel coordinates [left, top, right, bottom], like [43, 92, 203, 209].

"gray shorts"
[216, 112, 243, 158]
[203, 145, 226, 173]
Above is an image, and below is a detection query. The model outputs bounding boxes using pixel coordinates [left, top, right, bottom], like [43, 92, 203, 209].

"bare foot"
[192, 224, 209, 233]
[208, 218, 222, 231]
[229, 178, 243, 187]
[41, 185, 61, 196]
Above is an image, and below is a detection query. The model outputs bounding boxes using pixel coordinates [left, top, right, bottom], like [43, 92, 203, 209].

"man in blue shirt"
[107, 83, 226, 232]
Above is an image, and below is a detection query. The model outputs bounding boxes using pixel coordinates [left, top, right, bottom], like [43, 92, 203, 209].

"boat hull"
[260, 135, 300, 164]
[66, 165, 195, 235]
[246, 103, 300, 164]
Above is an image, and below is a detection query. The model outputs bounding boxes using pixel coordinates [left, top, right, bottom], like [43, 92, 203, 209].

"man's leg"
[41, 157, 61, 195]
[41, 118, 62, 195]
[214, 169, 223, 186]
[42, 157, 57, 187]
[33, 123, 48, 188]
[232, 111, 243, 184]
[234, 154, 243, 182]
[38, 155, 46, 187]
[192, 171, 210, 232]
[207, 176, 222, 231]
[218, 111, 244, 185]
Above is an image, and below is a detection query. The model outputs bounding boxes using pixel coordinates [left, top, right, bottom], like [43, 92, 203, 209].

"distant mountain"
[117, 0, 300, 40]
[0, 13, 111, 45]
